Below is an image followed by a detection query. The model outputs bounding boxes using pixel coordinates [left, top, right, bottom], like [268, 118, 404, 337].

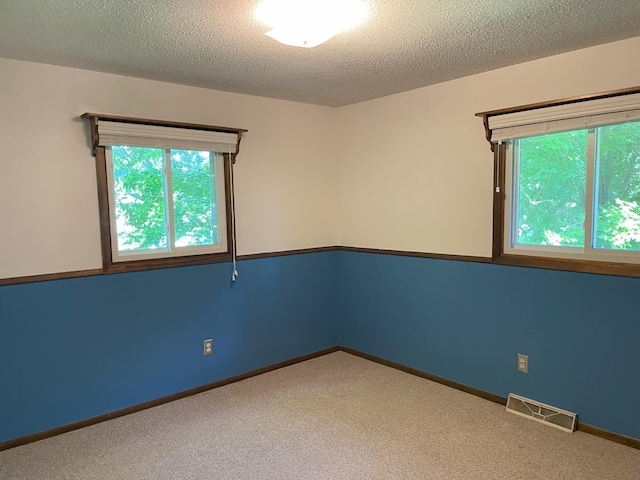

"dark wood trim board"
[5, 242, 640, 287]
[0, 346, 339, 452]
[337, 246, 491, 263]
[1, 345, 637, 451]
[339, 346, 507, 405]
[339, 346, 640, 450]
[0, 269, 104, 287]
[0, 247, 341, 287]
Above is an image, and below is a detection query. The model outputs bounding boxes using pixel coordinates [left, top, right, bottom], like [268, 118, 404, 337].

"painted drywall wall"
[1, 37, 639, 446]
[0, 58, 339, 279]
[336, 37, 640, 256]
[337, 251, 640, 439]
[0, 251, 339, 443]
[3, 38, 638, 278]
[334, 37, 640, 440]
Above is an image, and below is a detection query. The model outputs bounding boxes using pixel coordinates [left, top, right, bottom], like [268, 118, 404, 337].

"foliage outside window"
[83, 113, 245, 274]
[506, 121, 640, 262]
[107, 146, 226, 261]
[477, 87, 640, 276]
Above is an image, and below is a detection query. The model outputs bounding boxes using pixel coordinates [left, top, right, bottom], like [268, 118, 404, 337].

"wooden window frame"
[476, 87, 640, 278]
[83, 113, 247, 274]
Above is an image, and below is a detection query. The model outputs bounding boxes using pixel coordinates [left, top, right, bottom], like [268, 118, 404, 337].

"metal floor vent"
[506, 393, 577, 433]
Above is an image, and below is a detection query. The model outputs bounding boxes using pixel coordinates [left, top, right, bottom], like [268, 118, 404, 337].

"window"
[477, 87, 640, 276]
[107, 146, 227, 261]
[83, 114, 247, 273]
[505, 122, 640, 263]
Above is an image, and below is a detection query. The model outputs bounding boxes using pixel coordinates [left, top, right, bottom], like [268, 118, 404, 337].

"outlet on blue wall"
[337, 251, 640, 439]
[0, 252, 339, 443]
[1, 249, 638, 443]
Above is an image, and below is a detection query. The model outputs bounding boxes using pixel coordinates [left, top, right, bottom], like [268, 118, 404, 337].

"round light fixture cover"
[254, 0, 370, 48]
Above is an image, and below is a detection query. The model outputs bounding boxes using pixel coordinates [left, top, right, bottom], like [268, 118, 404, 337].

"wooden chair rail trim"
[2, 346, 636, 451]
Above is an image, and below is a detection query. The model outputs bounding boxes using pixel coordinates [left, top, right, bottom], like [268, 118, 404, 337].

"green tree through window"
[112, 146, 167, 250]
[595, 122, 640, 250]
[111, 147, 221, 253]
[513, 121, 640, 252]
[518, 130, 587, 247]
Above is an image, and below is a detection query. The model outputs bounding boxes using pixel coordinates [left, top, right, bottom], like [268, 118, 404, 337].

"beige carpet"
[1, 351, 638, 479]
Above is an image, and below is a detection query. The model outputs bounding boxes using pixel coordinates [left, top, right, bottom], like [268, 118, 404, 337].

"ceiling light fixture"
[254, 0, 370, 48]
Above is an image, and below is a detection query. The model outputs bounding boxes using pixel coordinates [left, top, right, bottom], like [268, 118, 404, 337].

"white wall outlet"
[518, 353, 528, 373]
[204, 339, 213, 356]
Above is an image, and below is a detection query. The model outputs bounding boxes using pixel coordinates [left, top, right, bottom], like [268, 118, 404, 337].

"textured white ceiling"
[0, 0, 639, 107]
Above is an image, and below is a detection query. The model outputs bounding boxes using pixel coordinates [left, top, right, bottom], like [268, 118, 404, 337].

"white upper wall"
[1, 37, 638, 279]
[336, 37, 640, 256]
[0, 59, 339, 279]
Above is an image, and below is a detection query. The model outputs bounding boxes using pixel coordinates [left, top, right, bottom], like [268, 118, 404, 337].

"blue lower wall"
[337, 251, 640, 439]
[2, 249, 638, 443]
[0, 252, 339, 443]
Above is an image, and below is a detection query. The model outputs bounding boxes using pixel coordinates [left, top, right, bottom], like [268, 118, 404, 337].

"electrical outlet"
[204, 339, 213, 356]
[518, 353, 528, 373]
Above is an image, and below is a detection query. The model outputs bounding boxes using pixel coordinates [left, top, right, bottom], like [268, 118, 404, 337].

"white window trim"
[105, 147, 228, 263]
[503, 135, 640, 265]
[98, 121, 239, 153]
[490, 93, 640, 143]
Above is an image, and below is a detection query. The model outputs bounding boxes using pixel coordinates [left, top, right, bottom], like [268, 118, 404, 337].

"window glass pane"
[171, 150, 218, 247]
[111, 146, 167, 251]
[516, 130, 588, 247]
[594, 121, 640, 251]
